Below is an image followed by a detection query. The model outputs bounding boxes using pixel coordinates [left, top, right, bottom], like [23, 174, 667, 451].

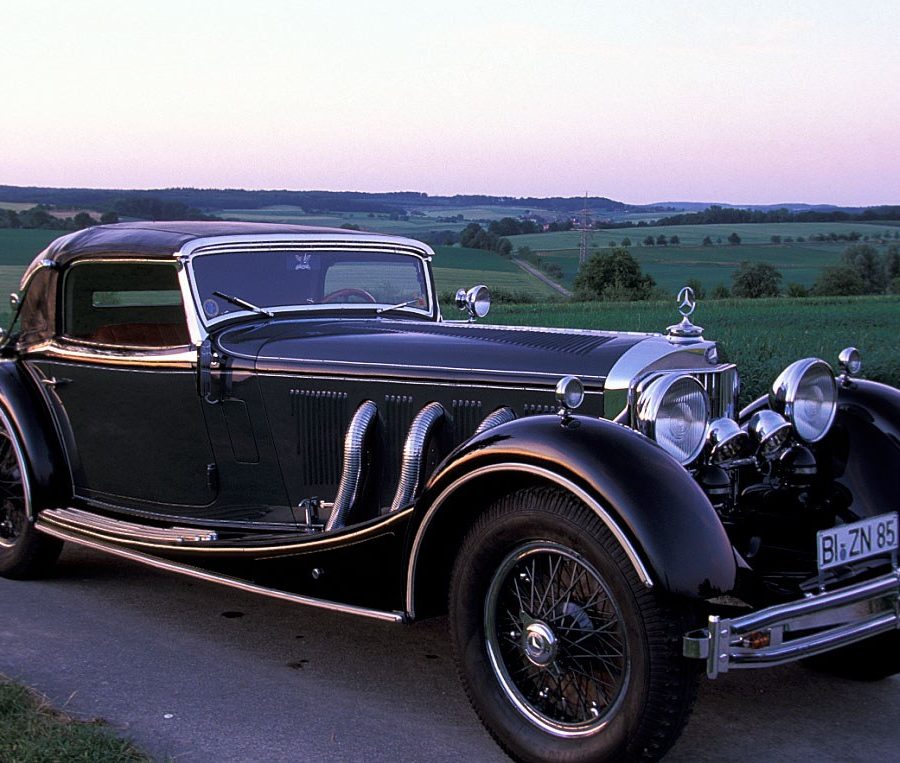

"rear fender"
[0, 361, 71, 514]
[406, 415, 737, 616]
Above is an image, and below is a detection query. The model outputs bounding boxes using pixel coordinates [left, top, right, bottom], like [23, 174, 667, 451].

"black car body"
[1, 222, 898, 761]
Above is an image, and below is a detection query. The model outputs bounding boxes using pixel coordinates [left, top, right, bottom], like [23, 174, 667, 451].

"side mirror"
[9, 293, 20, 308]
[455, 285, 491, 322]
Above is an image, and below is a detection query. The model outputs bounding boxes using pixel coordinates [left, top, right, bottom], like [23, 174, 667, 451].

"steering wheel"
[321, 287, 377, 303]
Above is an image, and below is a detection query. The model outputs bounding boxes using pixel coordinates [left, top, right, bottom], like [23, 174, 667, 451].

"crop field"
[486, 295, 900, 403]
[431, 246, 558, 298]
[0, 229, 63, 266]
[510, 222, 899, 250]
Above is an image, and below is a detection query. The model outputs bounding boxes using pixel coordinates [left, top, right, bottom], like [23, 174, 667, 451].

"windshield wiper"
[213, 291, 274, 318]
[376, 299, 419, 315]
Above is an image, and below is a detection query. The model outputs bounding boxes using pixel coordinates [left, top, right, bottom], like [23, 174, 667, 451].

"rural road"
[511, 258, 573, 298]
[2, 545, 898, 762]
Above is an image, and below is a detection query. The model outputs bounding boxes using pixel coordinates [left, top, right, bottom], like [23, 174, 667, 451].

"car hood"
[218, 318, 660, 389]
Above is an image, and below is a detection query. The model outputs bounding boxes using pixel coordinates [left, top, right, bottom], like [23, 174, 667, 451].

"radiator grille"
[692, 365, 740, 419]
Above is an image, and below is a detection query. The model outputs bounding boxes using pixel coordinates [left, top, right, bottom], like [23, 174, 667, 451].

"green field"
[486, 295, 900, 403]
[511, 222, 899, 250]
[431, 246, 558, 298]
[215, 206, 473, 235]
[534, 242, 849, 293]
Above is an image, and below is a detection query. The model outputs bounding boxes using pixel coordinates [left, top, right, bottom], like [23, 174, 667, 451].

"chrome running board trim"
[35, 522, 407, 624]
[41, 507, 218, 543]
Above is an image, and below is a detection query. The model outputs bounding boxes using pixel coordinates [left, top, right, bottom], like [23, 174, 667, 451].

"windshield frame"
[178, 234, 438, 330]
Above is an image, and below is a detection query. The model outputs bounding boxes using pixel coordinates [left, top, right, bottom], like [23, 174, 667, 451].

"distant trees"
[574, 248, 656, 301]
[731, 261, 782, 297]
[813, 243, 900, 295]
[643, 235, 655, 246]
[702, 236, 713, 246]
[488, 217, 539, 236]
[100, 211, 119, 224]
[621, 237, 631, 247]
[685, 278, 705, 299]
[669, 234, 680, 245]
[727, 232, 742, 245]
[73, 212, 97, 229]
[460, 223, 512, 256]
[656, 234, 668, 246]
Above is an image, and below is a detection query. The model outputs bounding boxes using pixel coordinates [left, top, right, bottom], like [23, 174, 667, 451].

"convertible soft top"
[21, 220, 371, 288]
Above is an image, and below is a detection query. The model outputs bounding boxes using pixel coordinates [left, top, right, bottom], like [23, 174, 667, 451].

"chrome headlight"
[636, 374, 709, 465]
[770, 359, 837, 443]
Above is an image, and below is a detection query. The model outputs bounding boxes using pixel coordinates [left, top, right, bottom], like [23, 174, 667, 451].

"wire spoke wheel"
[0, 424, 26, 549]
[0, 407, 62, 578]
[485, 542, 628, 736]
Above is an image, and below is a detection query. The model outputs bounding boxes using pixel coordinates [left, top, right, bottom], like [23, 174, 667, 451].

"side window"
[63, 262, 190, 348]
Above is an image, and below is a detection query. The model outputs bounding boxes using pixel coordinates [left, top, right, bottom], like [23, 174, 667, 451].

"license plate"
[817, 512, 899, 572]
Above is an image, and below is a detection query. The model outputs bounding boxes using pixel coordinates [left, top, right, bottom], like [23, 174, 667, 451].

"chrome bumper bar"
[683, 569, 900, 678]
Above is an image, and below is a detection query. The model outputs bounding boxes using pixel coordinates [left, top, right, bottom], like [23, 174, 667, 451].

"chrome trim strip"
[684, 569, 900, 678]
[41, 507, 218, 543]
[35, 523, 406, 623]
[256, 371, 602, 396]
[33, 506, 414, 554]
[405, 463, 654, 619]
[23, 341, 196, 369]
[255, 355, 604, 384]
[391, 402, 445, 513]
[325, 400, 378, 532]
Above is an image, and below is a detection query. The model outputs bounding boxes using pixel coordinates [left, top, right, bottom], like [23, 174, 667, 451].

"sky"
[1, 0, 898, 205]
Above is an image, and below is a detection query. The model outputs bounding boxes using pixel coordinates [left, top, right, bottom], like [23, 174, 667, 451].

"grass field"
[431, 246, 558, 298]
[534, 242, 848, 293]
[486, 295, 900, 403]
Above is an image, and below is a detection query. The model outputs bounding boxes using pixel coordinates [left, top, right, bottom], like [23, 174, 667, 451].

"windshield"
[189, 249, 433, 324]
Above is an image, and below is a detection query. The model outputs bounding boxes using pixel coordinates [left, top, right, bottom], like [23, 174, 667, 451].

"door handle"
[41, 377, 71, 388]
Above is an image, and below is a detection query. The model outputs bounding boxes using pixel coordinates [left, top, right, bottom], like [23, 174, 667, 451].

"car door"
[26, 259, 218, 512]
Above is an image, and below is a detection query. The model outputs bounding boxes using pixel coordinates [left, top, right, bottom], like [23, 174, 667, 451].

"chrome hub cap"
[523, 621, 557, 667]
[485, 542, 629, 738]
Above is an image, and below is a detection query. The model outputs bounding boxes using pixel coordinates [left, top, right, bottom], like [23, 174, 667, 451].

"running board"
[40, 507, 218, 544]
[35, 522, 406, 624]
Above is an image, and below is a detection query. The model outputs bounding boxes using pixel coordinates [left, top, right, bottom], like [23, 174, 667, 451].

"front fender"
[411, 415, 736, 603]
[0, 360, 71, 514]
[819, 378, 900, 518]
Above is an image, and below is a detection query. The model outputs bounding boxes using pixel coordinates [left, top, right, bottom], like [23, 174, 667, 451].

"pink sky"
[1, 1, 897, 206]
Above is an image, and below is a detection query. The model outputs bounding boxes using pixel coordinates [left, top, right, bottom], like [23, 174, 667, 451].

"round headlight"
[770, 359, 837, 443]
[636, 374, 709, 465]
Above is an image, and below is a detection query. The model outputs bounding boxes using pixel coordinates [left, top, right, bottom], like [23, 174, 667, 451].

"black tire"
[449, 487, 698, 763]
[804, 631, 900, 682]
[0, 408, 62, 579]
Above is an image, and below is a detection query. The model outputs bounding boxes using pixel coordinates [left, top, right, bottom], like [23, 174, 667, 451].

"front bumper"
[683, 569, 900, 678]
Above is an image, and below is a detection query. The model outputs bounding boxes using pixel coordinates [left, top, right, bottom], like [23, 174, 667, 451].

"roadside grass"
[486, 295, 900, 404]
[0, 678, 147, 762]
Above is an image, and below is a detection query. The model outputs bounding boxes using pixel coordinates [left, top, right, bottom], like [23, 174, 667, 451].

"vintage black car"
[0, 221, 897, 761]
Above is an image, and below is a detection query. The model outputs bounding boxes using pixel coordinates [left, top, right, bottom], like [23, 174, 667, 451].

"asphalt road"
[1, 545, 897, 762]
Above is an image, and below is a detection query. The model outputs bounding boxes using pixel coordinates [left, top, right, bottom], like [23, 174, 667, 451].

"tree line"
[572, 243, 900, 302]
